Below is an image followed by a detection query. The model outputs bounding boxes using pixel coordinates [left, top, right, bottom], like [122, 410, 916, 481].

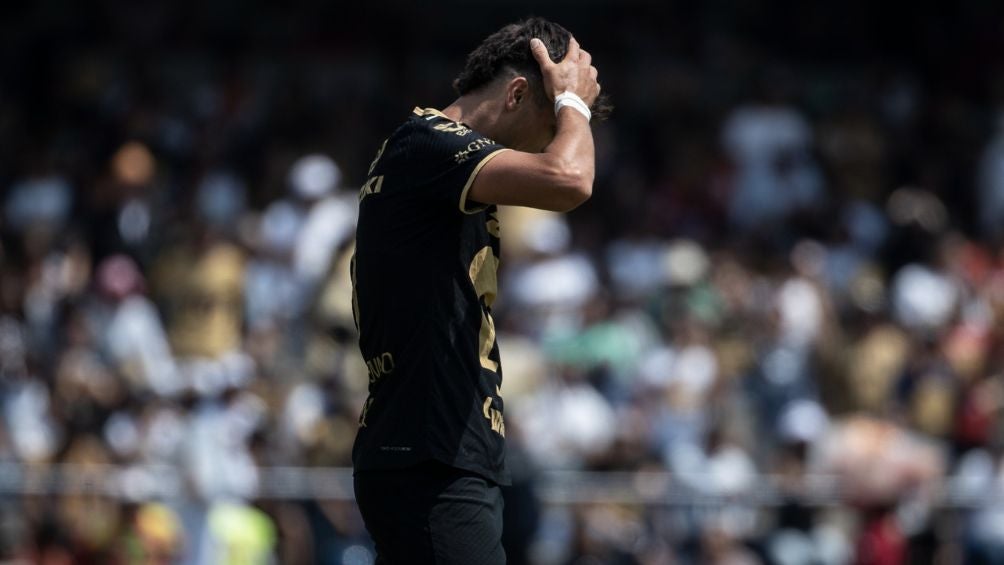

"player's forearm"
[539, 107, 595, 209]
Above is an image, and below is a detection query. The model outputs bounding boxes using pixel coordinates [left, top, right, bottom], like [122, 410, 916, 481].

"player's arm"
[468, 37, 601, 213]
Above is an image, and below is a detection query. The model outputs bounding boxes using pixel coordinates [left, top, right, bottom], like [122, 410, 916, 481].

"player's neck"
[442, 95, 502, 140]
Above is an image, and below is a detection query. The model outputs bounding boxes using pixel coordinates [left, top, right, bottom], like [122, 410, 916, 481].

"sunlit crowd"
[5, 4, 1004, 564]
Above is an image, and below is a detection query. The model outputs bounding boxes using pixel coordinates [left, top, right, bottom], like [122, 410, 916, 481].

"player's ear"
[505, 77, 530, 111]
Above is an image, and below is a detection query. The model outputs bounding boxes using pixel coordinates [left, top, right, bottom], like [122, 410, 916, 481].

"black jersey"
[351, 107, 510, 485]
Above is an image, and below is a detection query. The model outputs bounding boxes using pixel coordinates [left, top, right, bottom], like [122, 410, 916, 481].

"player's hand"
[530, 36, 601, 107]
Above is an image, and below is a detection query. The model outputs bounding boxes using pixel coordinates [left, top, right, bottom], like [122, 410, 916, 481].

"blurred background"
[3, 0, 1004, 563]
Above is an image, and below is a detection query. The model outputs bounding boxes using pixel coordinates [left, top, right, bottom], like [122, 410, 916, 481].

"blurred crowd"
[6, 1, 1004, 564]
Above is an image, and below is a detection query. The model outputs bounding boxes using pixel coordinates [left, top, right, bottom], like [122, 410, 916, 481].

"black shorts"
[354, 460, 506, 565]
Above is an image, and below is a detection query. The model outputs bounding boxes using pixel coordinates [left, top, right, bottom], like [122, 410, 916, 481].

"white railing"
[0, 463, 991, 508]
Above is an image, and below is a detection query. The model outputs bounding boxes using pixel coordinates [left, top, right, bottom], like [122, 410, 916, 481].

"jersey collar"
[413, 107, 452, 120]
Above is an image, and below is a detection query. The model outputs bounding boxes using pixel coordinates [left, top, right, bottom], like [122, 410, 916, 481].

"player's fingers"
[529, 38, 554, 68]
[564, 37, 581, 62]
[579, 49, 592, 67]
[589, 66, 598, 80]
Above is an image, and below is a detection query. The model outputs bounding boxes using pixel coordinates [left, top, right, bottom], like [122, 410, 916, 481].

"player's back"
[351, 107, 510, 486]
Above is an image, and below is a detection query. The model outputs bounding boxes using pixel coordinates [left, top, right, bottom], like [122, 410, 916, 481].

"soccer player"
[351, 17, 604, 564]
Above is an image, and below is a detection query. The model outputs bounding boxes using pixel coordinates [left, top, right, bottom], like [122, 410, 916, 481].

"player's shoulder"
[407, 107, 503, 163]
[407, 107, 478, 149]
[410, 107, 476, 137]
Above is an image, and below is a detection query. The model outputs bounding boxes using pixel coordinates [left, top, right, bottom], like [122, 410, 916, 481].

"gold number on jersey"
[350, 252, 360, 332]
[468, 246, 499, 372]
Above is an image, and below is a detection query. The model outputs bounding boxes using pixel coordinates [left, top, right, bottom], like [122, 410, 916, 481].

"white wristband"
[554, 91, 591, 122]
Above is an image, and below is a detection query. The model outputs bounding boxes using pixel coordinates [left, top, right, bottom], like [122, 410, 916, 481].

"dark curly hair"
[453, 17, 611, 121]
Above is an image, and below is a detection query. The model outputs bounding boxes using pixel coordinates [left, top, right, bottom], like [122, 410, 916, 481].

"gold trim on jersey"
[459, 148, 510, 214]
[413, 107, 452, 120]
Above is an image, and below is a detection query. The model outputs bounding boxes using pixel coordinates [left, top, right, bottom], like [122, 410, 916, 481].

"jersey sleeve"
[411, 111, 510, 214]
